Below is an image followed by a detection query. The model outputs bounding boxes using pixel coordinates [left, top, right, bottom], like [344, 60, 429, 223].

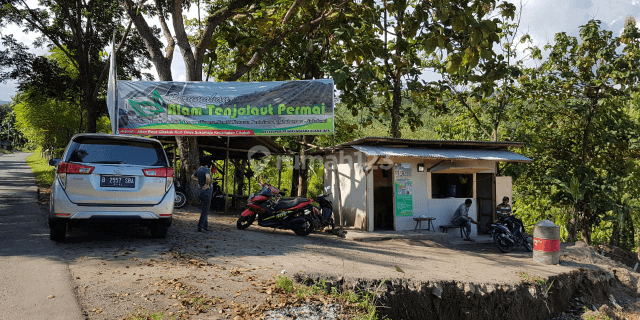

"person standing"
[452, 198, 478, 241]
[192, 156, 213, 232]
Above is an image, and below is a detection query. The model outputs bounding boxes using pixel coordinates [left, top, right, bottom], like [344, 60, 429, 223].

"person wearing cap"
[452, 198, 478, 241]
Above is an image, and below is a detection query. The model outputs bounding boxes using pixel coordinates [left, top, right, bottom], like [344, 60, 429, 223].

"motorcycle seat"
[274, 198, 310, 210]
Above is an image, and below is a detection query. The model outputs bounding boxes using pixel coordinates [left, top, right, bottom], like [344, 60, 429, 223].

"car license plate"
[100, 176, 135, 188]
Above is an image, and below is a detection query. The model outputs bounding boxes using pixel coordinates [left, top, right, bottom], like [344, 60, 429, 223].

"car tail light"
[58, 162, 94, 174]
[142, 167, 174, 192]
[56, 162, 95, 189]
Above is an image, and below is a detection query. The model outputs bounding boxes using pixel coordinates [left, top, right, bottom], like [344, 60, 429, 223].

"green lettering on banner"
[168, 104, 178, 115]
[278, 104, 287, 115]
[207, 105, 216, 115]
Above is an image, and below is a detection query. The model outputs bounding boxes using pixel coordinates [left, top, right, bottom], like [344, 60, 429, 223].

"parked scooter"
[236, 181, 333, 236]
[487, 210, 533, 253]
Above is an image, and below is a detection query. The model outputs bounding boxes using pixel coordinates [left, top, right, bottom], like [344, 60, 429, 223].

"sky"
[0, 0, 639, 102]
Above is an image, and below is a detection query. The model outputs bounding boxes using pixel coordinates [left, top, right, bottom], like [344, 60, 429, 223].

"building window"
[431, 173, 473, 198]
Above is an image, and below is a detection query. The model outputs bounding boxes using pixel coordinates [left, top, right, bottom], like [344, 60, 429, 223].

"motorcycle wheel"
[237, 214, 256, 230]
[174, 191, 187, 209]
[493, 232, 512, 253]
[293, 217, 313, 236]
[522, 236, 533, 252]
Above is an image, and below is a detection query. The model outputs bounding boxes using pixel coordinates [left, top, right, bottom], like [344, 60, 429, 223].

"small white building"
[322, 137, 532, 236]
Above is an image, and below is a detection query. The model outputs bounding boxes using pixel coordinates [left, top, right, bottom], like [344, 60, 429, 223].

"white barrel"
[533, 220, 561, 265]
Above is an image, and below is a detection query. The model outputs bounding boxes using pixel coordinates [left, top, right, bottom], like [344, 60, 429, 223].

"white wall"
[496, 176, 513, 206]
[325, 151, 501, 237]
[324, 150, 368, 229]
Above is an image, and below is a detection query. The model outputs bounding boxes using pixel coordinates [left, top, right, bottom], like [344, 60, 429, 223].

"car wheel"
[50, 221, 67, 241]
[150, 224, 169, 238]
[174, 191, 187, 209]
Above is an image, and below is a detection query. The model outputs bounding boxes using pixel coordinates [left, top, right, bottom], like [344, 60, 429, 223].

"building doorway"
[373, 167, 394, 230]
[476, 173, 494, 234]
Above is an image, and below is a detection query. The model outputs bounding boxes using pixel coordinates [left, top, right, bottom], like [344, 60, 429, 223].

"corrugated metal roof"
[352, 145, 532, 163]
[340, 137, 525, 149]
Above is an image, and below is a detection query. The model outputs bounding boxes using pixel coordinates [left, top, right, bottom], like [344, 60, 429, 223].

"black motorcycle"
[174, 181, 187, 209]
[210, 180, 225, 211]
[174, 179, 224, 210]
[236, 182, 333, 236]
[487, 212, 533, 253]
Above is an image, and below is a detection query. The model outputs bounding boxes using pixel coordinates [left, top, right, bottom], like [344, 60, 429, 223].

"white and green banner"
[394, 163, 413, 217]
[115, 80, 334, 136]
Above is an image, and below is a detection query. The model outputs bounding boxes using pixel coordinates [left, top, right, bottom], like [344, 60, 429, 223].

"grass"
[519, 271, 547, 286]
[274, 275, 388, 320]
[25, 152, 55, 187]
[582, 306, 613, 320]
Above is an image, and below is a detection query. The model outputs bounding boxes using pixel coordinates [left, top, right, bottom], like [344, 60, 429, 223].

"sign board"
[115, 80, 334, 136]
[394, 163, 413, 217]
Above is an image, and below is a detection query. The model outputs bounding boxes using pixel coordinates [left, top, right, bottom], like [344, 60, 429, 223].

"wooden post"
[277, 155, 282, 191]
[224, 137, 230, 214]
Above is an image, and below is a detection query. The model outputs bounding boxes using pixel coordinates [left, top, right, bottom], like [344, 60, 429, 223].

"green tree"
[12, 90, 82, 155]
[1, 0, 150, 133]
[514, 19, 640, 244]
[430, 2, 534, 142]
[328, 0, 516, 138]
[124, 0, 350, 198]
[0, 103, 26, 149]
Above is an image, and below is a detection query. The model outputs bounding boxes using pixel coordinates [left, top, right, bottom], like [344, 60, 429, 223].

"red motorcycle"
[236, 181, 333, 236]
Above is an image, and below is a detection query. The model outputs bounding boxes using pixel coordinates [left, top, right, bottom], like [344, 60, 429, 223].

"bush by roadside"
[25, 151, 55, 187]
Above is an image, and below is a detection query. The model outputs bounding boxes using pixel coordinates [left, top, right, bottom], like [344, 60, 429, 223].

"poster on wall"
[115, 80, 334, 136]
[394, 163, 413, 217]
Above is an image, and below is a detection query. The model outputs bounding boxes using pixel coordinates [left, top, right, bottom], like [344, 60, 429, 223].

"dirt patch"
[36, 188, 640, 320]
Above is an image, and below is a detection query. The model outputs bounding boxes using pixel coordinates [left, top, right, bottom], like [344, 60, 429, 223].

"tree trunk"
[609, 219, 621, 247]
[176, 136, 200, 206]
[566, 211, 577, 243]
[298, 137, 309, 197]
[580, 211, 591, 245]
[291, 159, 300, 198]
[391, 79, 402, 138]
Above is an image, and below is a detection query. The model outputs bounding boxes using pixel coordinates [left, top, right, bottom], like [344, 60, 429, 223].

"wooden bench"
[439, 224, 465, 238]
[413, 217, 435, 231]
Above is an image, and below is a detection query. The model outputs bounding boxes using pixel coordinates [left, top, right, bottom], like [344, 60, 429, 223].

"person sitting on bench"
[452, 199, 478, 241]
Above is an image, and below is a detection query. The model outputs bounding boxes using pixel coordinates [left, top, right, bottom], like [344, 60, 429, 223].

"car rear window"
[65, 138, 168, 166]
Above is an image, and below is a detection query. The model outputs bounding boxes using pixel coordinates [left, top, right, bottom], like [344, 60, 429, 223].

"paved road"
[0, 152, 83, 320]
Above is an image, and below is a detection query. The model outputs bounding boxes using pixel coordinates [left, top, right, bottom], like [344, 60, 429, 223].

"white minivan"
[48, 133, 175, 241]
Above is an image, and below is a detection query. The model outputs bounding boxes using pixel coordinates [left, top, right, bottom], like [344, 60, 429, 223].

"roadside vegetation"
[274, 275, 388, 320]
[25, 151, 55, 187]
[2, 3, 640, 256]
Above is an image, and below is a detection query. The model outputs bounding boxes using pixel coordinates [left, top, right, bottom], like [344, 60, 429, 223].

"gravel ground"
[39, 202, 640, 320]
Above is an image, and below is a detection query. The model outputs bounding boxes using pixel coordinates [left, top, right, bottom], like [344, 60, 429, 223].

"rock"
[431, 283, 443, 299]
[598, 304, 617, 319]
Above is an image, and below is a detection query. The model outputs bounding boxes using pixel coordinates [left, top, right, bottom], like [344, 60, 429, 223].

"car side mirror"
[49, 158, 61, 167]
